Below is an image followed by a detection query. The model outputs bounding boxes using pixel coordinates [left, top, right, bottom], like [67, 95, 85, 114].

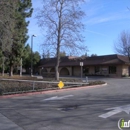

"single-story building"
[38, 54, 130, 77]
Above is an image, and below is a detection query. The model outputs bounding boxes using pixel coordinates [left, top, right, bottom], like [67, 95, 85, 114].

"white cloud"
[85, 11, 130, 25]
[86, 29, 108, 36]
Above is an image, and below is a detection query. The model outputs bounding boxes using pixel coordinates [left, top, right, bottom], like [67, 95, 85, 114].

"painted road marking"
[43, 95, 74, 101]
[99, 104, 130, 119]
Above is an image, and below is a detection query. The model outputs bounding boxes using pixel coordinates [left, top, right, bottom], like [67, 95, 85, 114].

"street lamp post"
[31, 34, 36, 77]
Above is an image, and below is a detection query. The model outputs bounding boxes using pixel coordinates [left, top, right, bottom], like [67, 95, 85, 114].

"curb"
[0, 83, 107, 99]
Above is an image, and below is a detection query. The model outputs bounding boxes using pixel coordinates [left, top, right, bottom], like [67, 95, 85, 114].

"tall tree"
[36, 0, 86, 80]
[22, 44, 31, 71]
[0, 0, 15, 49]
[91, 54, 97, 57]
[8, 0, 33, 76]
[23, 44, 41, 74]
[114, 30, 130, 59]
[81, 52, 88, 57]
[0, 0, 16, 76]
[59, 51, 66, 57]
[33, 51, 41, 67]
[42, 50, 51, 59]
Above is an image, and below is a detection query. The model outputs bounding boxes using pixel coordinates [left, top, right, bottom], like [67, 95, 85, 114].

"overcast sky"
[27, 0, 130, 56]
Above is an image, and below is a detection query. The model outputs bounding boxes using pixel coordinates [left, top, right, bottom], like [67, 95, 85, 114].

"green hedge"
[88, 81, 105, 85]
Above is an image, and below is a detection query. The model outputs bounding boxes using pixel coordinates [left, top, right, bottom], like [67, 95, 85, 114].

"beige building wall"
[100, 66, 109, 75]
[122, 65, 129, 76]
[108, 65, 122, 77]
[39, 64, 129, 77]
[87, 65, 123, 77]
[85, 66, 109, 75]
[89, 66, 95, 74]
[59, 67, 72, 76]
[116, 65, 122, 77]
[67, 67, 72, 76]
[73, 66, 81, 76]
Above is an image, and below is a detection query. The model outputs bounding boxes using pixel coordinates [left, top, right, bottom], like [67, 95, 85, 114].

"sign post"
[80, 62, 83, 79]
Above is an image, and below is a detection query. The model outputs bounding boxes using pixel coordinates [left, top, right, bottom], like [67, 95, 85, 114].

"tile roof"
[39, 54, 130, 67]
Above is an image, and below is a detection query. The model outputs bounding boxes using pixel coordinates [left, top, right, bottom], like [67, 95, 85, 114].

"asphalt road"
[0, 77, 130, 130]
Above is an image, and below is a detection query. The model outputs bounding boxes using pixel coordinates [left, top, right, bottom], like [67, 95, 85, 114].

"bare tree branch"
[36, 0, 87, 80]
[114, 30, 130, 59]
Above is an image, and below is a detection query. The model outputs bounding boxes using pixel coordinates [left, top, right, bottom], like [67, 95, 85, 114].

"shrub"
[0, 80, 56, 95]
[0, 79, 106, 95]
[88, 81, 105, 85]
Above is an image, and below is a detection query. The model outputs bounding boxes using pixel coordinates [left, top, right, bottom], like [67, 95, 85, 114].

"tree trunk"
[55, 2, 63, 81]
[9, 65, 13, 77]
[55, 42, 60, 81]
[20, 58, 22, 76]
[2, 56, 5, 76]
[55, 66, 59, 80]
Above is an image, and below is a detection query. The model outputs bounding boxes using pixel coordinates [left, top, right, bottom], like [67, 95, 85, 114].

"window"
[83, 67, 89, 74]
[95, 66, 100, 73]
[109, 66, 116, 74]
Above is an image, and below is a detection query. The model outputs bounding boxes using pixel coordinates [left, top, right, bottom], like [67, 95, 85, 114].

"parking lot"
[0, 77, 130, 130]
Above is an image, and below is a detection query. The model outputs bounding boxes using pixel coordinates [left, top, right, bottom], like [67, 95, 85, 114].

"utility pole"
[31, 34, 36, 77]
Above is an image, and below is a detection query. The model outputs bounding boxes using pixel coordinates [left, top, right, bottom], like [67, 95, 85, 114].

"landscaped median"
[0, 78, 106, 96]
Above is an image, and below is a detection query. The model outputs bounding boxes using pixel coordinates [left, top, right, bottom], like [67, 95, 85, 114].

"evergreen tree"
[0, 0, 17, 76]
[23, 44, 41, 74]
[8, 0, 33, 76]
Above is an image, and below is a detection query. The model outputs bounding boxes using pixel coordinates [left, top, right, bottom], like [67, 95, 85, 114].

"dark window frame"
[95, 66, 100, 73]
[83, 67, 89, 74]
[109, 66, 116, 74]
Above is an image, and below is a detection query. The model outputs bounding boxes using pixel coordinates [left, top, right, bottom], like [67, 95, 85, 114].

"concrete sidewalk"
[0, 113, 23, 130]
